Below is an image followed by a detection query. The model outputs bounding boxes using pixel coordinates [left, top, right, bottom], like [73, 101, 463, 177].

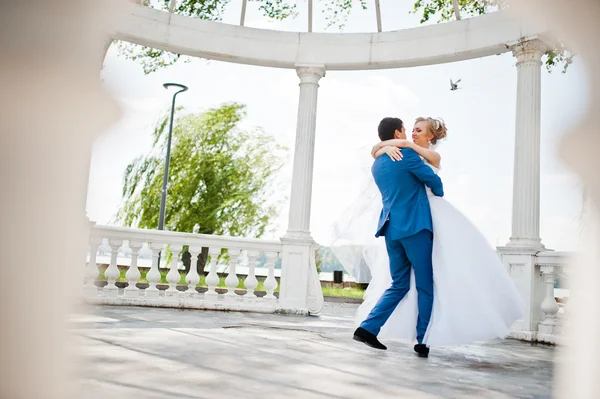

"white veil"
[330, 170, 388, 283]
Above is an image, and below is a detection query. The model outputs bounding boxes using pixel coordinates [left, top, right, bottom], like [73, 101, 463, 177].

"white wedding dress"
[332, 161, 524, 347]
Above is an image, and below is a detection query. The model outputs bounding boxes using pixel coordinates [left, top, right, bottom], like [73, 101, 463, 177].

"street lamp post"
[158, 83, 188, 231]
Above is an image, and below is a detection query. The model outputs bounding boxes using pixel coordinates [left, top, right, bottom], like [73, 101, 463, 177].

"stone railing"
[85, 224, 286, 313]
[498, 247, 571, 344]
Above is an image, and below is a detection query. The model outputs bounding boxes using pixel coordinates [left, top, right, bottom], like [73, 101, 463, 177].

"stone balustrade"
[86, 225, 571, 344]
[86, 224, 283, 313]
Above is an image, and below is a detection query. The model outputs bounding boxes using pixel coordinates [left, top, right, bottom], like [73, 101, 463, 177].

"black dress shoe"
[414, 344, 430, 358]
[353, 327, 387, 350]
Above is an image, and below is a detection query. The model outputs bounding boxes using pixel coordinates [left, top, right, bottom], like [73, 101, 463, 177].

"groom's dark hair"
[378, 117, 403, 141]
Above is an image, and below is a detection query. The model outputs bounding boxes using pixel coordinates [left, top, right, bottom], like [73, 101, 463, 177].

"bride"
[332, 117, 523, 347]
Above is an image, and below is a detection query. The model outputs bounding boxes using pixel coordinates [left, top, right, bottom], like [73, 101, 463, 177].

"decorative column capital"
[295, 64, 326, 83]
[510, 39, 549, 65]
[539, 265, 556, 275]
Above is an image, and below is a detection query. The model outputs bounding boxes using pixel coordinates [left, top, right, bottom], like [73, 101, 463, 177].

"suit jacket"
[372, 148, 444, 240]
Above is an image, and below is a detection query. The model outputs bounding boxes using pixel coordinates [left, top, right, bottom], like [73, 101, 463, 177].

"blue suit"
[360, 149, 444, 343]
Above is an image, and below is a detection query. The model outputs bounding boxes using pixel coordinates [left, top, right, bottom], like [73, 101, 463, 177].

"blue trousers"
[360, 229, 434, 344]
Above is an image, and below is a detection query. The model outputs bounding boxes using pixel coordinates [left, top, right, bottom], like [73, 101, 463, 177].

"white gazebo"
[86, 1, 570, 343]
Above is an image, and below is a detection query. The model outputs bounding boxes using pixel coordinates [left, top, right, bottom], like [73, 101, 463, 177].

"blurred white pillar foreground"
[0, 1, 122, 398]
[506, 1, 600, 397]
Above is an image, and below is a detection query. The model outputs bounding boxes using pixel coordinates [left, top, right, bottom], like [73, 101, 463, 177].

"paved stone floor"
[73, 303, 554, 399]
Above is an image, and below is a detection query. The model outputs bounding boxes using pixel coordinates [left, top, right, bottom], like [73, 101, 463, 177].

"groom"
[353, 117, 444, 358]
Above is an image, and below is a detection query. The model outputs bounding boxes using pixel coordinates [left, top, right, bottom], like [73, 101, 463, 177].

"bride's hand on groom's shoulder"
[382, 146, 403, 162]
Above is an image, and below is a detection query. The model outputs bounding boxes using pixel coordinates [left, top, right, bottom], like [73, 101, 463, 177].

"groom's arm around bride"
[399, 148, 444, 197]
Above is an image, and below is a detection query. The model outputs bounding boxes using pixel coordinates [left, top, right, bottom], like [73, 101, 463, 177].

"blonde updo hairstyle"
[415, 117, 447, 145]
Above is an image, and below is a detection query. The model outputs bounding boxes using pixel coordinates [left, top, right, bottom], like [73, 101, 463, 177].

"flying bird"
[450, 79, 462, 91]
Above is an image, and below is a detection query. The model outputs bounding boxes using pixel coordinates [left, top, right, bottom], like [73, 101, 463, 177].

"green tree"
[117, 102, 287, 273]
[315, 245, 345, 274]
[119, 0, 572, 74]
[314, 248, 322, 275]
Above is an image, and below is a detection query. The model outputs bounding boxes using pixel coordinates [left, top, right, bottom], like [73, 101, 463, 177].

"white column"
[507, 39, 547, 249]
[279, 65, 325, 314]
[285, 64, 325, 240]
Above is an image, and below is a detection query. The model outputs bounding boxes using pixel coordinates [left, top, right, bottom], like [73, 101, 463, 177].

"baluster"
[205, 247, 221, 298]
[225, 248, 241, 296]
[185, 247, 201, 300]
[264, 252, 278, 299]
[165, 244, 183, 297]
[245, 250, 259, 297]
[145, 243, 163, 298]
[539, 265, 561, 337]
[104, 239, 123, 297]
[85, 236, 102, 296]
[124, 241, 142, 298]
[561, 269, 571, 317]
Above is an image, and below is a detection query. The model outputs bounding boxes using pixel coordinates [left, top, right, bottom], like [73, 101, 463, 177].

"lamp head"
[163, 83, 188, 92]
